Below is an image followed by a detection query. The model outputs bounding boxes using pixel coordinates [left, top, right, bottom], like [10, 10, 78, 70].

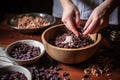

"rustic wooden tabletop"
[0, 14, 120, 80]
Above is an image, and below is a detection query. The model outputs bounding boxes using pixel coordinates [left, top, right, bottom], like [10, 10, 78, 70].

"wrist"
[60, 0, 73, 8]
[103, 0, 119, 14]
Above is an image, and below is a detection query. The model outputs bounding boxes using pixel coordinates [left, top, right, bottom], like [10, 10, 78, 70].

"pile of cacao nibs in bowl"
[50, 31, 95, 48]
[5, 39, 45, 65]
[0, 65, 32, 80]
[42, 24, 102, 64]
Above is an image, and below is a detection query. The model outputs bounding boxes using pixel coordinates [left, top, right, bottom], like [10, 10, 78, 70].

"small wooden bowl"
[42, 24, 102, 64]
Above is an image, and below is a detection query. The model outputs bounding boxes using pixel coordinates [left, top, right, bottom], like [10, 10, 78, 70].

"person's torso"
[53, 0, 119, 25]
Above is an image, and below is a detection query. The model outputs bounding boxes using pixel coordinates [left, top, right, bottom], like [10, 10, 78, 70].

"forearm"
[60, 0, 73, 8]
[102, 0, 119, 15]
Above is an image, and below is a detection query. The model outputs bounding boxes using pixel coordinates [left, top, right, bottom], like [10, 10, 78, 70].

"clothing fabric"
[52, 0, 119, 25]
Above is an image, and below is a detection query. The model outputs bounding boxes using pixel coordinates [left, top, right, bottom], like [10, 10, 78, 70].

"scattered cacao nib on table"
[26, 65, 70, 80]
[62, 72, 69, 76]
[25, 55, 71, 80]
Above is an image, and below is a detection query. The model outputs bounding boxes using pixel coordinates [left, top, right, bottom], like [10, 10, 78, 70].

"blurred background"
[0, 0, 120, 23]
[0, 0, 53, 22]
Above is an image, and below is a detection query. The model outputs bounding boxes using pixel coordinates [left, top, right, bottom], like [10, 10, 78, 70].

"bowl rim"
[42, 24, 102, 51]
[8, 12, 56, 30]
[5, 39, 45, 61]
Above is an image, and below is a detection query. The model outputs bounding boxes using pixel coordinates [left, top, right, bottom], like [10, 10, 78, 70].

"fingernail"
[83, 32, 87, 36]
[76, 32, 80, 37]
[76, 34, 79, 37]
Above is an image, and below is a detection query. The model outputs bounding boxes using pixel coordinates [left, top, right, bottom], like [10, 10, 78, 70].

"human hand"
[83, 1, 110, 36]
[61, 1, 80, 36]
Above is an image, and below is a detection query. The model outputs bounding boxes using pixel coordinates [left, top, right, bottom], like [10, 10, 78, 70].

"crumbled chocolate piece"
[84, 68, 91, 74]
[81, 74, 89, 80]
[83, 74, 89, 78]
[17, 16, 50, 29]
[83, 56, 113, 77]
[107, 73, 112, 77]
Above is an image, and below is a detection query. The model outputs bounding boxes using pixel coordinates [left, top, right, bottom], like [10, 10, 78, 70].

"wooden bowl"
[42, 24, 102, 64]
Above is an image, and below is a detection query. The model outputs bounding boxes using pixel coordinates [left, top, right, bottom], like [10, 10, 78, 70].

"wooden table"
[0, 14, 120, 80]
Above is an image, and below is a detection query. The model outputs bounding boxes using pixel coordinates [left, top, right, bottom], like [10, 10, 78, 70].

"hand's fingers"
[83, 17, 92, 31]
[65, 19, 79, 36]
[75, 11, 80, 28]
[83, 19, 98, 35]
[91, 25, 100, 34]
[91, 20, 103, 33]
